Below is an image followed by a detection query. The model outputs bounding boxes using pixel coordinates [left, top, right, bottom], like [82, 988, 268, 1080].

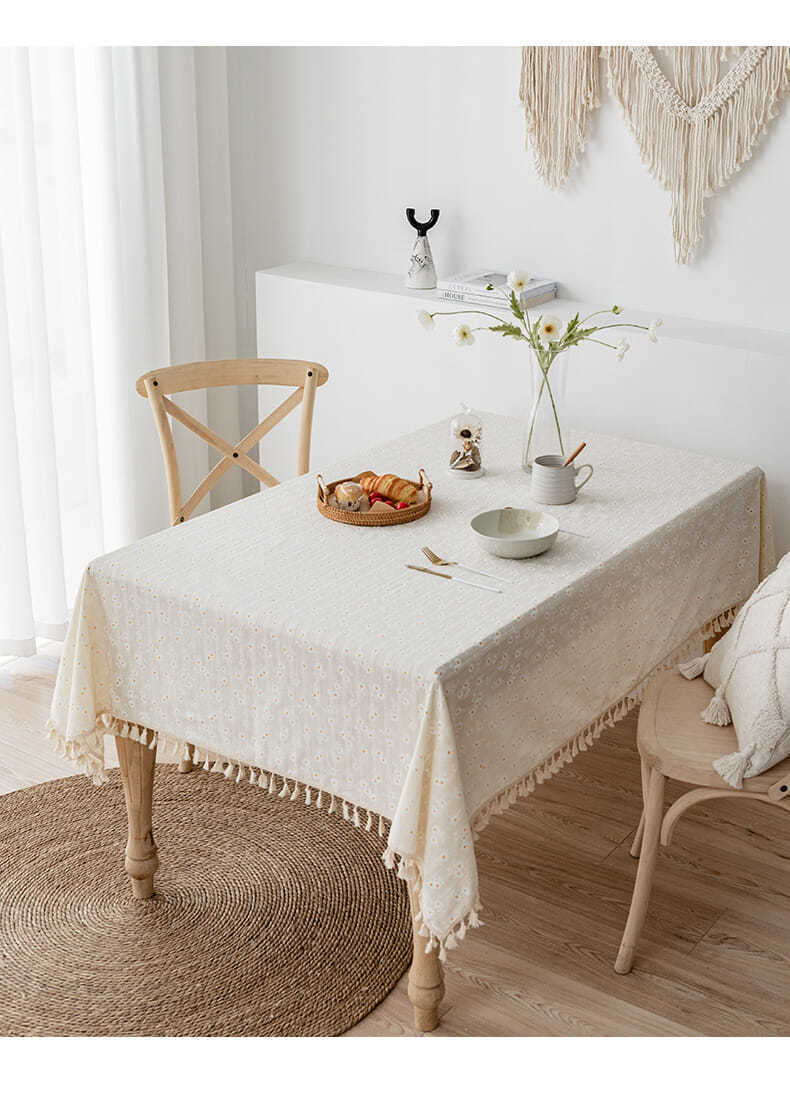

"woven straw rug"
[0, 767, 411, 1036]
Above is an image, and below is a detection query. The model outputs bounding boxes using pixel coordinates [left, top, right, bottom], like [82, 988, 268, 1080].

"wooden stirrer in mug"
[563, 442, 586, 468]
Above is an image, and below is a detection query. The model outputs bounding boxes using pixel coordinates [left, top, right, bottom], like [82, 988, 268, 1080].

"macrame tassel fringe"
[606, 45, 790, 262]
[713, 745, 755, 788]
[668, 46, 733, 108]
[678, 653, 710, 679]
[520, 45, 602, 189]
[701, 686, 732, 726]
[390, 854, 485, 961]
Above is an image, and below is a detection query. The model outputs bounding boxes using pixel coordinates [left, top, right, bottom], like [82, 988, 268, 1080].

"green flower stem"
[524, 355, 564, 464]
[592, 323, 649, 332]
[578, 308, 615, 325]
[543, 369, 564, 454]
[430, 308, 510, 324]
[524, 370, 546, 461]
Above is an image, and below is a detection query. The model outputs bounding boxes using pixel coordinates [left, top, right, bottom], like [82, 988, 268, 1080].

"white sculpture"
[405, 208, 439, 290]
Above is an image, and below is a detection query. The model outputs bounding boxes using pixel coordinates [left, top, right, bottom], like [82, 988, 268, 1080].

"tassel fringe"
[469, 607, 737, 838]
[701, 687, 732, 726]
[606, 46, 790, 263]
[713, 746, 754, 788]
[678, 653, 709, 679]
[520, 45, 602, 188]
[44, 605, 737, 961]
[44, 716, 393, 869]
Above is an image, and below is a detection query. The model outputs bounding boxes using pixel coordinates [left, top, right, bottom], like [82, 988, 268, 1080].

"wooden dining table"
[47, 414, 771, 1031]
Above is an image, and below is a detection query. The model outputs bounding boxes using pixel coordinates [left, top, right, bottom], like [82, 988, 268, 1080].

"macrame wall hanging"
[520, 46, 790, 263]
[519, 46, 601, 189]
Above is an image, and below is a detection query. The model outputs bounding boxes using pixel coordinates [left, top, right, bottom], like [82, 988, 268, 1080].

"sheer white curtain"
[0, 47, 237, 656]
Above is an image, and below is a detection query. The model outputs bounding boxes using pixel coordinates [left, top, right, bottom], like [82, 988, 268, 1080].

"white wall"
[227, 46, 790, 351]
[226, 46, 790, 552]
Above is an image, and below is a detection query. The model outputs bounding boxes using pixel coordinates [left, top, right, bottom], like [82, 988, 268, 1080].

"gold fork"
[421, 546, 504, 583]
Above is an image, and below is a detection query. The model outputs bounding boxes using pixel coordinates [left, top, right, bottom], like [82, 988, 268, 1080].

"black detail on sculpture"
[406, 209, 440, 236]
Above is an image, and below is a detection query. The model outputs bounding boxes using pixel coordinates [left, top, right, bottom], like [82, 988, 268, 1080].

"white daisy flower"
[648, 317, 663, 343]
[453, 323, 475, 347]
[615, 338, 630, 361]
[507, 270, 531, 293]
[539, 315, 562, 343]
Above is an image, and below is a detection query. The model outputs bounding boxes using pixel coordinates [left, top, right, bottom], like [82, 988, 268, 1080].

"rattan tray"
[316, 469, 432, 526]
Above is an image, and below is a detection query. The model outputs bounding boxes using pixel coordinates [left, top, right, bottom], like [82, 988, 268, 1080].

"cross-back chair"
[137, 358, 328, 774]
[136, 358, 329, 526]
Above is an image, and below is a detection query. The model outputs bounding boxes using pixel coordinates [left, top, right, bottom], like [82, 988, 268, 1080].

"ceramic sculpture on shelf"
[449, 404, 483, 479]
[405, 208, 439, 289]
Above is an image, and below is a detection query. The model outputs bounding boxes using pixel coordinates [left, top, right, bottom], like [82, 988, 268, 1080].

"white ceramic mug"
[530, 453, 593, 505]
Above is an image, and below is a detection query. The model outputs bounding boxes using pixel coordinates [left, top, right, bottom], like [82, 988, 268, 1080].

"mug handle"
[574, 464, 593, 491]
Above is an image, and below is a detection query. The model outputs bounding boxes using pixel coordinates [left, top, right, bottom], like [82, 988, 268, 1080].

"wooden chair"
[136, 358, 329, 527]
[137, 357, 329, 772]
[615, 669, 790, 974]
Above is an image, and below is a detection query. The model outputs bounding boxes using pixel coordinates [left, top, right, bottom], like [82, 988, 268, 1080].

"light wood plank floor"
[3, 645, 789, 1037]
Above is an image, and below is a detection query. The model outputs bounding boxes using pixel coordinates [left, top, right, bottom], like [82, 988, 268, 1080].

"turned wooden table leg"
[116, 736, 159, 899]
[406, 880, 444, 1032]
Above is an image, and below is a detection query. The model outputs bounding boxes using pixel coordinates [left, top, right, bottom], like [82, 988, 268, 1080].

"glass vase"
[522, 349, 567, 472]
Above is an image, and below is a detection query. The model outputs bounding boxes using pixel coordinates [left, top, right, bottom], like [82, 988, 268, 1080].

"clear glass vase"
[522, 348, 567, 472]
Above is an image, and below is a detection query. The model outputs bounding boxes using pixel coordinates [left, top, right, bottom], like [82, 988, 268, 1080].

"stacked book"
[436, 270, 557, 310]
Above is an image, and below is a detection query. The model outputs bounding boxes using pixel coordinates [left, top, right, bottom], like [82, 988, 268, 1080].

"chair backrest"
[136, 358, 329, 525]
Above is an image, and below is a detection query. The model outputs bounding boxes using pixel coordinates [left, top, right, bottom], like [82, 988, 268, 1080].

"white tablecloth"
[48, 415, 772, 956]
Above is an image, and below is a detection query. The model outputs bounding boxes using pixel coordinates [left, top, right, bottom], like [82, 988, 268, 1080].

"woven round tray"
[316, 469, 432, 526]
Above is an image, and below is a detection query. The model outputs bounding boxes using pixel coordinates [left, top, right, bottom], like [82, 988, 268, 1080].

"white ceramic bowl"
[470, 507, 559, 559]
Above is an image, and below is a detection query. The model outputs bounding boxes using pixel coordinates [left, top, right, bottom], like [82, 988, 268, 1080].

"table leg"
[116, 735, 159, 899]
[407, 880, 444, 1032]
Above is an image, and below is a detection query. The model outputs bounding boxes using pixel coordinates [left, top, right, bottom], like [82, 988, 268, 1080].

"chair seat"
[637, 670, 790, 791]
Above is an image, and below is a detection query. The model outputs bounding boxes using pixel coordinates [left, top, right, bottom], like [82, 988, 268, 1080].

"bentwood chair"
[136, 357, 329, 772]
[615, 669, 790, 974]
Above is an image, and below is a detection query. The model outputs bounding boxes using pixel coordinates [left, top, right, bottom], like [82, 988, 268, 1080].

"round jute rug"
[0, 767, 411, 1036]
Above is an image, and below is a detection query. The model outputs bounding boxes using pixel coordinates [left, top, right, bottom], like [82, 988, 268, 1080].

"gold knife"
[406, 564, 501, 593]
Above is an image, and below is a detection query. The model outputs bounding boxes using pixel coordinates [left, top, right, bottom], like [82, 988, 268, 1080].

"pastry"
[334, 481, 365, 511]
[359, 473, 418, 505]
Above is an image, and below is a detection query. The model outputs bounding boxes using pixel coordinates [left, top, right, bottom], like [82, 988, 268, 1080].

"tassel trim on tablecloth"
[44, 715, 394, 842]
[467, 606, 739, 840]
[44, 606, 738, 962]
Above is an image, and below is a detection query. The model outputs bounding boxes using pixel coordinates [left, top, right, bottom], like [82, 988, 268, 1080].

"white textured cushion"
[679, 551, 790, 788]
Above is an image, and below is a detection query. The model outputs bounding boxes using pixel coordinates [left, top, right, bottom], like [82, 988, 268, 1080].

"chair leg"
[615, 766, 665, 974]
[406, 880, 444, 1032]
[629, 758, 651, 858]
[630, 812, 645, 858]
[116, 735, 159, 899]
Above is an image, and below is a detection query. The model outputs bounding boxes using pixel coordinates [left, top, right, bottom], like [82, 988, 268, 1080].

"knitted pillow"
[678, 552, 790, 788]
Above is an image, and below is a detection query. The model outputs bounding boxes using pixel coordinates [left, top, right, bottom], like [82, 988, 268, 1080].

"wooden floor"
[3, 644, 789, 1037]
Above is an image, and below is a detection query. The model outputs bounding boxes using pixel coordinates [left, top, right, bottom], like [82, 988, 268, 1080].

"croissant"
[359, 472, 418, 504]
